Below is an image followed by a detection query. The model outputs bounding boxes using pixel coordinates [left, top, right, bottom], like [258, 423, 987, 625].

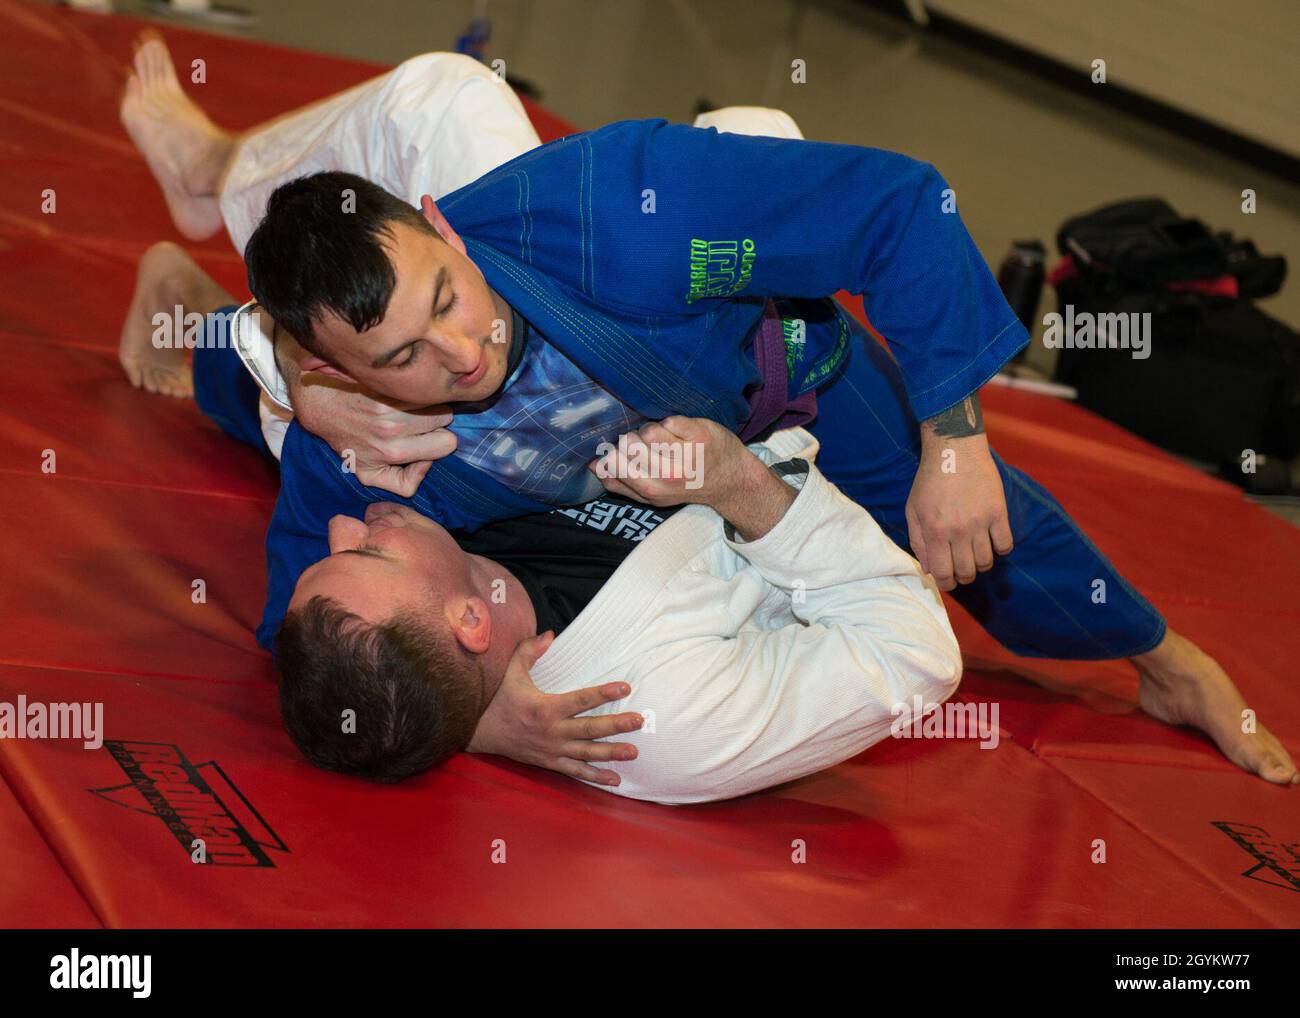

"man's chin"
[464, 361, 507, 403]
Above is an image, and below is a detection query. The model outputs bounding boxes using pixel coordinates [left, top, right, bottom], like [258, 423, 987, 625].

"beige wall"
[929, 0, 1300, 157]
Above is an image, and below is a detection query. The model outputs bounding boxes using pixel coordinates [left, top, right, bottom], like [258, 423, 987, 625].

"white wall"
[928, 0, 1300, 158]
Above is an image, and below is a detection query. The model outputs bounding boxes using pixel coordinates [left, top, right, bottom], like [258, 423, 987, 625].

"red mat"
[1, 1, 1297, 928]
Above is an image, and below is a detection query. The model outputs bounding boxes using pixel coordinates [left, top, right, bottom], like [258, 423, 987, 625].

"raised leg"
[119, 32, 541, 254]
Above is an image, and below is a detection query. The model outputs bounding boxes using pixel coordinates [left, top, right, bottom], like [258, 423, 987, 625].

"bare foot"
[1134, 630, 1298, 785]
[119, 241, 234, 398]
[119, 30, 234, 241]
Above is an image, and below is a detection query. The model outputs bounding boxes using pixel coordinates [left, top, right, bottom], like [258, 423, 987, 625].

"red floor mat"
[1, 1, 1297, 928]
[0, 770, 100, 928]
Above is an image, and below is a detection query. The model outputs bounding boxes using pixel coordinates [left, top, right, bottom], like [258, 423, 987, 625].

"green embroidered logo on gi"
[782, 316, 807, 375]
[686, 238, 756, 303]
[799, 314, 850, 390]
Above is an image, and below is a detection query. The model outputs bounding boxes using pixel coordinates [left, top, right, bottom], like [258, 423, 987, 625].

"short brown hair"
[274, 595, 484, 783]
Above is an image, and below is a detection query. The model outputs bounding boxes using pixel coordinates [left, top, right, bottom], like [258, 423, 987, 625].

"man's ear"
[419, 195, 468, 257]
[448, 595, 492, 655]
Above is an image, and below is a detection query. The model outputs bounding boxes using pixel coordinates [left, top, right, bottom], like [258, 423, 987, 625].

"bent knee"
[387, 51, 499, 99]
[693, 106, 805, 140]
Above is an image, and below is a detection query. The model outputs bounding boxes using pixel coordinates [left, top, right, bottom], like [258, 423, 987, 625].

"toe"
[156, 41, 180, 86]
[120, 356, 142, 388]
[140, 38, 163, 84]
[1261, 756, 1297, 785]
[132, 38, 152, 81]
[165, 369, 193, 398]
[1239, 727, 1297, 783]
[1259, 727, 1296, 771]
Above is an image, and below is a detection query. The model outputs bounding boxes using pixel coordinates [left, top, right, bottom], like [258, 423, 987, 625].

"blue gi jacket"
[258, 118, 1028, 649]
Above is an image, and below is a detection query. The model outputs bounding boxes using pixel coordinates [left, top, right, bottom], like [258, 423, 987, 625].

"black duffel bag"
[1051, 198, 1299, 464]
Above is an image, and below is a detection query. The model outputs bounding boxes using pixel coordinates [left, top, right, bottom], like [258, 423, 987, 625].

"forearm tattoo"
[924, 394, 985, 439]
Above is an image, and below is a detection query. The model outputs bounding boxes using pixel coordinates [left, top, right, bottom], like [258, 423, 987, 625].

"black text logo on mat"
[1213, 821, 1300, 893]
[90, 740, 287, 867]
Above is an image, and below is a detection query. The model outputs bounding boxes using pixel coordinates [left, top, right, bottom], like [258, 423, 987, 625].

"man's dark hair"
[244, 171, 437, 358]
[274, 595, 484, 783]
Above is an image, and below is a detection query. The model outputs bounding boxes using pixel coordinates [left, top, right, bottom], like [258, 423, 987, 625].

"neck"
[467, 554, 536, 692]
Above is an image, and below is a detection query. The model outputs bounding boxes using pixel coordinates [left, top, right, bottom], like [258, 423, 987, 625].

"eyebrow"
[370, 266, 447, 369]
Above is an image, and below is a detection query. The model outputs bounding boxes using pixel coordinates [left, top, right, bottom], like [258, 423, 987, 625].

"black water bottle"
[997, 240, 1046, 345]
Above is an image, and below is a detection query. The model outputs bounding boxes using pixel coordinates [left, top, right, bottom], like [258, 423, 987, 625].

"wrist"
[921, 393, 986, 451]
[707, 449, 769, 515]
[716, 456, 797, 542]
[921, 428, 988, 450]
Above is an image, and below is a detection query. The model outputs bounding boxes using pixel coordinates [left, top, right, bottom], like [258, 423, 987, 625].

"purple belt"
[737, 299, 818, 442]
